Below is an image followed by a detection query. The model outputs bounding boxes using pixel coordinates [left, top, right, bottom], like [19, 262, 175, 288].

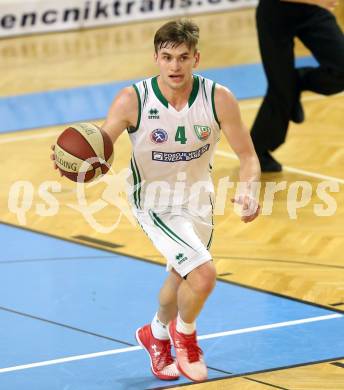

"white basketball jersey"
[127, 75, 221, 212]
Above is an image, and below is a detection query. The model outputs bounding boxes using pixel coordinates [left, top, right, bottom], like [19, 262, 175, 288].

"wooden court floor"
[0, 5, 344, 389]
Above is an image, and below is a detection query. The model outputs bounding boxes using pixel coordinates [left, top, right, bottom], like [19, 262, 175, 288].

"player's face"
[154, 43, 200, 90]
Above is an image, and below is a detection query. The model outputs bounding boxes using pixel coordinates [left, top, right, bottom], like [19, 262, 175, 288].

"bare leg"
[157, 261, 216, 325]
[165, 261, 216, 382]
[177, 261, 216, 323]
[157, 268, 183, 325]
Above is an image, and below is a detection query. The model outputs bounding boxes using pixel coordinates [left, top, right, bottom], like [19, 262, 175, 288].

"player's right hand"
[231, 195, 261, 223]
[50, 145, 63, 176]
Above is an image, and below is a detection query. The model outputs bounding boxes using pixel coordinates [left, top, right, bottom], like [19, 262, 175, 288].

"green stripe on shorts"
[149, 210, 195, 250]
[207, 196, 214, 249]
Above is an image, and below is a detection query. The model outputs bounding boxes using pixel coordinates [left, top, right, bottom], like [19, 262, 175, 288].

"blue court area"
[0, 57, 318, 133]
[0, 223, 343, 389]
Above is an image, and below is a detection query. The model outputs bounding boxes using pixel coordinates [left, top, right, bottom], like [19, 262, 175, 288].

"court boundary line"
[0, 313, 342, 374]
[331, 362, 344, 369]
[0, 305, 134, 347]
[216, 255, 344, 270]
[242, 377, 289, 390]
[1, 220, 343, 315]
[0, 254, 117, 265]
[216, 149, 344, 184]
[4, 232, 343, 270]
[151, 355, 344, 390]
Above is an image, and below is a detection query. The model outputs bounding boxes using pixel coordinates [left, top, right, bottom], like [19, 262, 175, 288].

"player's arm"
[280, 0, 337, 11]
[101, 86, 139, 143]
[50, 86, 138, 174]
[215, 85, 261, 222]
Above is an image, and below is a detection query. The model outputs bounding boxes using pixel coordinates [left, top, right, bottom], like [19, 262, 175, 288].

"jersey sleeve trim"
[128, 84, 142, 133]
[211, 82, 221, 129]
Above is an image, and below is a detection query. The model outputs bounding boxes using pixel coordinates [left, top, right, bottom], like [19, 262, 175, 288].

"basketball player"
[52, 20, 260, 382]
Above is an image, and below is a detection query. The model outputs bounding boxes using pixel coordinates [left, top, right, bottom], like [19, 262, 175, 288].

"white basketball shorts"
[133, 207, 214, 278]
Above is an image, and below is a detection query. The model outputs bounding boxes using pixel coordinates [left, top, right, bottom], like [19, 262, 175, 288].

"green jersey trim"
[151, 76, 169, 108]
[142, 80, 149, 108]
[188, 75, 199, 108]
[151, 75, 200, 110]
[128, 84, 142, 133]
[149, 210, 195, 250]
[211, 82, 221, 128]
[201, 77, 208, 103]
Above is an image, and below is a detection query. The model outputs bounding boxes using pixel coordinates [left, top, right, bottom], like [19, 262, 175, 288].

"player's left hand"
[231, 195, 260, 223]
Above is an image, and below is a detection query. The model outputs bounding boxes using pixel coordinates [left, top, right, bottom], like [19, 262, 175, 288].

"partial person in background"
[251, 0, 344, 172]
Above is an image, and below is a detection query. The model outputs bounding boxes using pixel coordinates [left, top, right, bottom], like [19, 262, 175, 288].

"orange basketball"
[54, 123, 114, 182]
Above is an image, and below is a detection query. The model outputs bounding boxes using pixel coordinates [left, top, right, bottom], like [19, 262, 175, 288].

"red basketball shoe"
[136, 324, 180, 380]
[168, 319, 207, 382]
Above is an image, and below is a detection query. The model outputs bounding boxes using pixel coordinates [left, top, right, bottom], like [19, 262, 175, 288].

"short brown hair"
[154, 20, 199, 53]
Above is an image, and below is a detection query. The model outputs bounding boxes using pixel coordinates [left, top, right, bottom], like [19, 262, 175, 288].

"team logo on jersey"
[194, 125, 211, 141]
[151, 128, 168, 144]
[148, 108, 160, 119]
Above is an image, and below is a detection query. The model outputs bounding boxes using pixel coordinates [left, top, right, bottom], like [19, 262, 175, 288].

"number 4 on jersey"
[175, 126, 187, 144]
